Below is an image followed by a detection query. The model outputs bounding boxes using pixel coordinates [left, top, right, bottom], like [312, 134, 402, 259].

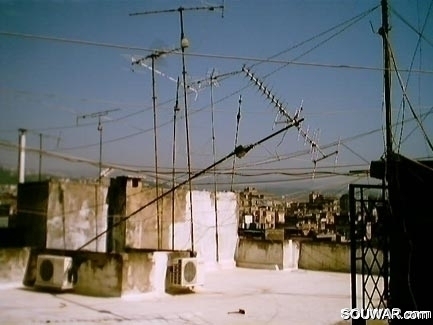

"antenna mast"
[37, 132, 61, 181]
[133, 48, 179, 250]
[172, 77, 181, 251]
[209, 69, 220, 262]
[129, 4, 224, 253]
[77, 108, 120, 182]
[380, 0, 393, 170]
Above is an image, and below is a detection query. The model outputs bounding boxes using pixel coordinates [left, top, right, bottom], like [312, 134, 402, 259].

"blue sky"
[0, 0, 432, 195]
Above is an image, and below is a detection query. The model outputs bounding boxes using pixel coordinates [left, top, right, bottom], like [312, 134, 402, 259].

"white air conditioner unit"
[35, 254, 74, 290]
[170, 257, 199, 288]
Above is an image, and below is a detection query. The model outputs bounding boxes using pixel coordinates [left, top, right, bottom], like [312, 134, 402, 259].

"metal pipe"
[18, 128, 26, 184]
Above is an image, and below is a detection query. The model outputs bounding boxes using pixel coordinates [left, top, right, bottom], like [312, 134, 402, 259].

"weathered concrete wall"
[16, 179, 108, 252]
[117, 178, 237, 268]
[123, 182, 184, 251]
[235, 238, 300, 270]
[21, 248, 189, 297]
[298, 241, 383, 274]
[0, 247, 30, 284]
[236, 238, 284, 270]
[23, 249, 123, 297]
[121, 250, 172, 296]
[73, 253, 123, 297]
[46, 180, 108, 252]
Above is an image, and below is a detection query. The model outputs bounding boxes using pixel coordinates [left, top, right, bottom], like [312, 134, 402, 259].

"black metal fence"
[349, 184, 390, 324]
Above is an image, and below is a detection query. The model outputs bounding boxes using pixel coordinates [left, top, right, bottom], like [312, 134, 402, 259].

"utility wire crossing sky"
[0, 0, 432, 194]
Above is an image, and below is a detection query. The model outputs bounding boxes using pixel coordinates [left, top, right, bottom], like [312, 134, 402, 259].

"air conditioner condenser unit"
[35, 254, 75, 290]
[170, 257, 201, 288]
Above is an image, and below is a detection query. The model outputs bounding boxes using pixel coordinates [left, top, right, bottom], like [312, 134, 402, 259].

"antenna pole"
[172, 77, 180, 251]
[380, 0, 393, 165]
[76, 108, 120, 182]
[209, 69, 219, 262]
[150, 54, 162, 250]
[178, 8, 196, 253]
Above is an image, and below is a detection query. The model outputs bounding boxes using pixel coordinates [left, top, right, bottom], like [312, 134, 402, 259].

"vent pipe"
[18, 128, 26, 184]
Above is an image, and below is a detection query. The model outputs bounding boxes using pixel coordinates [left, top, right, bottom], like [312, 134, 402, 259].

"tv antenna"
[37, 132, 61, 181]
[132, 47, 181, 249]
[26, 130, 62, 181]
[76, 108, 120, 183]
[128, 52, 199, 100]
[129, 3, 224, 253]
[242, 66, 339, 173]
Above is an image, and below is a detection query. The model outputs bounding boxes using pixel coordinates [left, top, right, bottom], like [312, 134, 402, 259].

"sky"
[0, 0, 432, 196]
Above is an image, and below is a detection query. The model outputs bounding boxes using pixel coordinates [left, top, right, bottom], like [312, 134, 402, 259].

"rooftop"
[0, 267, 385, 325]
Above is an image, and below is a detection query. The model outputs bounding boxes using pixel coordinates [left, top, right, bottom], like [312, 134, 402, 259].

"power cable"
[2, 31, 432, 74]
[390, 5, 433, 48]
[387, 41, 433, 153]
[75, 121, 302, 251]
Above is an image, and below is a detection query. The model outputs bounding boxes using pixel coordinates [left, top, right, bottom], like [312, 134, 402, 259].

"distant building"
[238, 187, 280, 230]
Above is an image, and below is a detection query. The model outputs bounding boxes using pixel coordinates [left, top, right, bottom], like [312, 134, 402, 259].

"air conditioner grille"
[39, 259, 54, 281]
[183, 261, 197, 283]
[35, 255, 74, 290]
[170, 257, 199, 287]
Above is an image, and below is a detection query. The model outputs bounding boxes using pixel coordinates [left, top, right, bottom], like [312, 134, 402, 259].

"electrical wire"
[387, 41, 433, 153]
[2, 31, 432, 74]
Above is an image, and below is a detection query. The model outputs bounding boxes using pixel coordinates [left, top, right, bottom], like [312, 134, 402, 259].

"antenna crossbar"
[129, 5, 224, 16]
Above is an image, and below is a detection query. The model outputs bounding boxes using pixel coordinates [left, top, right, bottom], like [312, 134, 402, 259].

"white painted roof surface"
[0, 268, 361, 325]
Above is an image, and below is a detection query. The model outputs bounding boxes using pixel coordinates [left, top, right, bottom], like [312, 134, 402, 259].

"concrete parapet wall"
[23, 248, 123, 297]
[235, 238, 300, 270]
[121, 250, 173, 296]
[18, 248, 198, 297]
[298, 241, 383, 275]
[235, 238, 383, 274]
[0, 247, 31, 284]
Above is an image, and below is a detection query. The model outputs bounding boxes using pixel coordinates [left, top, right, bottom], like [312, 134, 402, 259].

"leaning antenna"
[242, 66, 338, 164]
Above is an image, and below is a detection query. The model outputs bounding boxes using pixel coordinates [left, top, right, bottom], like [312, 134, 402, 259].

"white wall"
[171, 190, 238, 269]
